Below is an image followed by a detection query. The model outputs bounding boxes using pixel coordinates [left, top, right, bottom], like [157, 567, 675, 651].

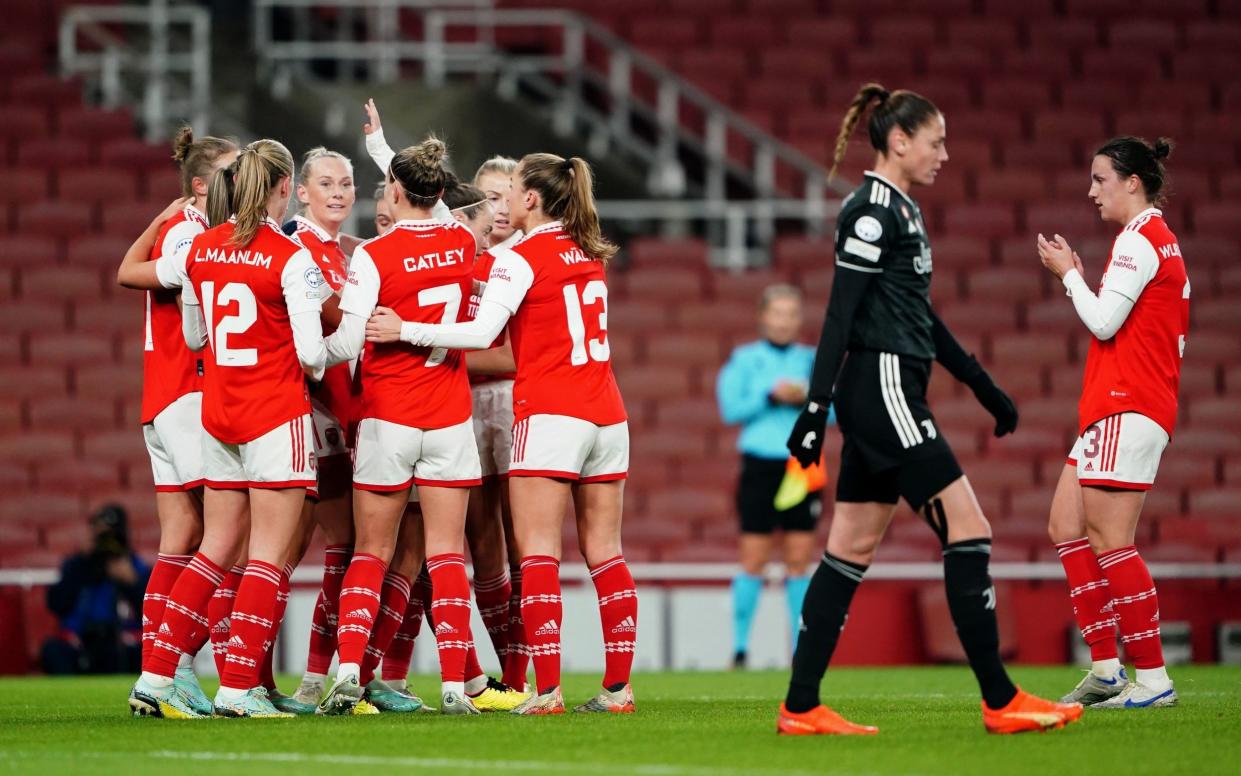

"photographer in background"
[717, 285, 831, 669]
[41, 505, 150, 675]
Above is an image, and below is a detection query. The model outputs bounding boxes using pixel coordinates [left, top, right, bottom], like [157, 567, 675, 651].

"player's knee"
[827, 532, 882, 565]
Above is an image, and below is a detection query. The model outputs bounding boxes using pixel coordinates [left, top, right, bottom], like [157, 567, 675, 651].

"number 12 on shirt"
[563, 280, 609, 365]
[201, 280, 258, 367]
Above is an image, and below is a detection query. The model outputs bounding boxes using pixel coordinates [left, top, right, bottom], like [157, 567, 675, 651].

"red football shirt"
[292, 214, 354, 427]
[339, 218, 477, 429]
[141, 204, 207, 423]
[482, 221, 627, 425]
[184, 219, 328, 444]
[1078, 208, 1189, 438]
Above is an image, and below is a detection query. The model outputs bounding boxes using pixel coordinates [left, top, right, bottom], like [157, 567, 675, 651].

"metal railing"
[59, 0, 211, 141]
[252, 2, 840, 259]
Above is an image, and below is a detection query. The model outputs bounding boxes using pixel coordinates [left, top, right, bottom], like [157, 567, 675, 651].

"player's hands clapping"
[1036, 233, 1084, 280]
[786, 401, 830, 468]
[365, 306, 404, 343]
[363, 98, 383, 135]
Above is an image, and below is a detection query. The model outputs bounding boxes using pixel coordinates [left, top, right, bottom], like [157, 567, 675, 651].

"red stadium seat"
[1032, 112, 1109, 147]
[27, 332, 114, 365]
[964, 268, 1038, 305]
[0, 168, 51, 207]
[975, 168, 1047, 205]
[784, 18, 857, 49]
[609, 299, 670, 333]
[0, 493, 83, 526]
[65, 235, 133, 268]
[101, 202, 165, 237]
[991, 333, 1070, 366]
[1106, 19, 1181, 51]
[645, 487, 731, 522]
[760, 50, 832, 83]
[1185, 21, 1241, 49]
[626, 236, 709, 268]
[710, 17, 778, 48]
[620, 267, 708, 302]
[628, 17, 701, 49]
[945, 19, 1018, 50]
[73, 363, 144, 399]
[56, 167, 140, 205]
[615, 366, 693, 403]
[34, 459, 124, 495]
[19, 265, 105, 301]
[647, 332, 726, 368]
[16, 137, 90, 169]
[16, 200, 93, 236]
[869, 18, 938, 49]
[944, 204, 1014, 240]
[97, 138, 170, 169]
[79, 428, 147, 463]
[996, 50, 1072, 81]
[0, 235, 60, 268]
[0, 431, 75, 464]
[55, 107, 134, 140]
[8, 74, 83, 111]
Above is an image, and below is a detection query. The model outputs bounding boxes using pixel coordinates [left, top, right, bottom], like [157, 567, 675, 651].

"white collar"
[863, 171, 917, 208]
[185, 203, 209, 226]
[522, 220, 563, 239]
[393, 218, 447, 230]
[1125, 207, 1162, 230]
[293, 213, 336, 243]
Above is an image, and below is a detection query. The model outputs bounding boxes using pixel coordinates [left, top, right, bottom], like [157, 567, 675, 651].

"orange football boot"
[777, 703, 879, 736]
[983, 688, 1084, 734]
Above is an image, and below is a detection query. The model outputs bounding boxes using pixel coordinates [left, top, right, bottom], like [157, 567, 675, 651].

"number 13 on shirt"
[563, 280, 609, 365]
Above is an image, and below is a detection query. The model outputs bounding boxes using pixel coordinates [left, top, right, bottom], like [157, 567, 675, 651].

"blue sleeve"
[716, 347, 770, 425]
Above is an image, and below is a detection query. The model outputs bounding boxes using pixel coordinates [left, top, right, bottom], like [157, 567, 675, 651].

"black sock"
[784, 552, 867, 713]
[943, 538, 1017, 710]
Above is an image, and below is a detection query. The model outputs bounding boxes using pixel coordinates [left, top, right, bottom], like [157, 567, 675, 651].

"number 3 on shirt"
[200, 281, 257, 367]
[563, 280, 609, 365]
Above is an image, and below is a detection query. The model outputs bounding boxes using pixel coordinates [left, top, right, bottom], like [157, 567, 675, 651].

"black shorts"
[832, 350, 963, 510]
[736, 454, 822, 535]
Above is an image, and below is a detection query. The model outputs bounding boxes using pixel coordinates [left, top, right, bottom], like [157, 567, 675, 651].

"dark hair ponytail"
[1095, 136, 1174, 206]
[171, 125, 238, 198]
[830, 82, 940, 179]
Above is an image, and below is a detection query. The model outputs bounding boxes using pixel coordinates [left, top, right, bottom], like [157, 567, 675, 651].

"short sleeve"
[337, 246, 381, 317]
[155, 220, 202, 290]
[1100, 230, 1160, 302]
[482, 249, 535, 314]
[282, 248, 331, 316]
[835, 204, 897, 274]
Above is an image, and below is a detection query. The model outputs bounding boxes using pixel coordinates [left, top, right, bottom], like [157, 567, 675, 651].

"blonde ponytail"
[228, 139, 294, 246]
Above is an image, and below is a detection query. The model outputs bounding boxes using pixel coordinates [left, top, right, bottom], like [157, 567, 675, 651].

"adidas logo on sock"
[158, 623, 171, 634]
[610, 616, 637, 634]
[227, 635, 246, 649]
[535, 619, 560, 636]
[212, 618, 230, 633]
[142, 615, 151, 626]
[434, 621, 456, 635]
[345, 608, 374, 622]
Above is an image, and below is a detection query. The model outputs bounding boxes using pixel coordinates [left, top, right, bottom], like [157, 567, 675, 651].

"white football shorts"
[1067, 412, 1169, 491]
[203, 413, 317, 490]
[508, 414, 629, 482]
[143, 391, 205, 491]
[310, 397, 349, 460]
[352, 417, 482, 492]
[472, 379, 515, 478]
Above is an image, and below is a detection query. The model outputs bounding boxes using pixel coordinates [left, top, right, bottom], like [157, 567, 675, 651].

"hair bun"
[412, 136, 448, 169]
[171, 125, 194, 163]
[1152, 137, 1173, 161]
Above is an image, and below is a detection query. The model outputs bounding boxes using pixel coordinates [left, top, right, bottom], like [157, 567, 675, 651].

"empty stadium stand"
[0, 2, 1238, 668]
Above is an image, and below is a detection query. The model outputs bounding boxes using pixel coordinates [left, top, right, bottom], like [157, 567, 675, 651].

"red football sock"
[259, 564, 293, 691]
[219, 560, 281, 690]
[428, 554, 473, 684]
[520, 555, 562, 694]
[1098, 545, 1164, 669]
[590, 555, 638, 689]
[1056, 538, 1118, 661]
[381, 573, 428, 682]
[147, 553, 225, 678]
[305, 544, 351, 675]
[208, 566, 244, 677]
[359, 571, 412, 686]
[335, 552, 387, 667]
[141, 553, 190, 667]
[474, 570, 512, 666]
[502, 565, 529, 689]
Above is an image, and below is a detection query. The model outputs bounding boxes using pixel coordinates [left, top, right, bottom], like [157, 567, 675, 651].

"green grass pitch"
[1, 667, 1238, 775]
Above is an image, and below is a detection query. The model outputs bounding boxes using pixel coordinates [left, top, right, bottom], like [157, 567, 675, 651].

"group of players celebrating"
[113, 79, 1187, 736]
[116, 98, 635, 719]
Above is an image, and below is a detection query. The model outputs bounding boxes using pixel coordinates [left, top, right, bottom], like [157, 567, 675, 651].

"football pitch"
[1, 667, 1238, 776]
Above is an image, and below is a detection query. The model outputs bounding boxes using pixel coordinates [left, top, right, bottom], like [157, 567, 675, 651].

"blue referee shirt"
[716, 339, 832, 461]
